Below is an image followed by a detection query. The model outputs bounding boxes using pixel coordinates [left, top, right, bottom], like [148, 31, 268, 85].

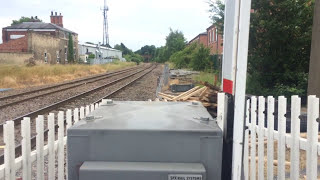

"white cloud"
[0, 0, 212, 50]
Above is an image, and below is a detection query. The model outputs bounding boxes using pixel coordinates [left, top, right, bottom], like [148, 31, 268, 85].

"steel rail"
[0, 66, 145, 109]
[0, 66, 140, 101]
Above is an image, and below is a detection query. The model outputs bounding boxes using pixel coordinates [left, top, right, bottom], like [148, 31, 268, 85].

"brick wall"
[189, 34, 208, 47]
[207, 26, 223, 55]
[30, 32, 64, 63]
[199, 35, 208, 47]
[0, 36, 28, 53]
[0, 52, 33, 64]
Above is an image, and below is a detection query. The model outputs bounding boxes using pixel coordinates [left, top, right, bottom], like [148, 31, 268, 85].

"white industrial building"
[78, 42, 125, 64]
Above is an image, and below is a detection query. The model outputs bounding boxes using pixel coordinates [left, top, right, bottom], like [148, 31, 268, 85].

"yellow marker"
[0, 146, 5, 149]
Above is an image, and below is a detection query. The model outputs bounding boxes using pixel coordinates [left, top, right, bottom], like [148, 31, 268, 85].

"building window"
[44, 53, 48, 63]
[208, 32, 211, 43]
[212, 30, 214, 42]
[215, 28, 218, 42]
[56, 51, 60, 63]
[86, 48, 89, 53]
[65, 48, 67, 62]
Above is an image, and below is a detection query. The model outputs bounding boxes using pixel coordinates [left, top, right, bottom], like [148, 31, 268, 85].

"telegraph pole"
[307, 0, 320, 97]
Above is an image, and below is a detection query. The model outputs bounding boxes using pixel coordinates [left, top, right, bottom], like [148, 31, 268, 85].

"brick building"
[207, 25, 223, 55]
[0, 12, 78, 64]
[188, 25, 223, 55]
[188, 32, 208, 46]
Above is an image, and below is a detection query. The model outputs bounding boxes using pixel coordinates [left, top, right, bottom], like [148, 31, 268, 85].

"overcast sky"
[0, 0, 212, 51]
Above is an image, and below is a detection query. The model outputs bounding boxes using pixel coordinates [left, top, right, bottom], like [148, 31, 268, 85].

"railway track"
[0, 64, 157, 164]
[0, 66, 142, 109]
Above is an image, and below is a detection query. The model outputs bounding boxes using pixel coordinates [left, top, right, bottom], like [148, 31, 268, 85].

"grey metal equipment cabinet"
[67, 101, 223, 180]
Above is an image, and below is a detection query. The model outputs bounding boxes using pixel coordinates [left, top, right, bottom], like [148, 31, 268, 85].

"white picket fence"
[217, 94, 320, 180]
[0, 102, 99, 180]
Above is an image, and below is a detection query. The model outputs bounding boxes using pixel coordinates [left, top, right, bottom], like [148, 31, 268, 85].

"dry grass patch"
[0, 62, 136, 89]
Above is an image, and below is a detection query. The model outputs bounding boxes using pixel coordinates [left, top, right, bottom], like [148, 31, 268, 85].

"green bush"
[169, 43, 197, 69]
[124, 54, 143, 65]
[189, 44, 212, 71]
[170, 43, 212, 71]
[88, 54, 95, 59]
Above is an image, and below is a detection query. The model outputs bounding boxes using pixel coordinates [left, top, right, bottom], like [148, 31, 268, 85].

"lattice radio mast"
[102, 0, 109, 46]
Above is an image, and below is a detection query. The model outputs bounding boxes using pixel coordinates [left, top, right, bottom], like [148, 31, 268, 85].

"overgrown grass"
[192, 72, 220, 86]
[0, 61, 136, 89]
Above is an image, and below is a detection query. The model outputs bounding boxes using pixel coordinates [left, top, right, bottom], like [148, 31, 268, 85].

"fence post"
[258, 96, 265, 180]
[306, 95, 319, 179]
[66, 109, 72, 130]
[22, 117, 31, 180]
[36, 115, 44, 180]
[48, 113, 55, 180]
[74, 108, 79, 124]
[90, 104, 95, 112]
[250, 96, 257, 180]
[290, 96, 301, 180]
[80, 107, 85, 119]
[58, 111, 65, 180]
[267, 96, 275, 180]
[277, 96, 287, 180]
[86, 105, 90, 116]
[217, 93, 226, 130]
[4, 121, 15, 180]
[243, 99, 250, 180]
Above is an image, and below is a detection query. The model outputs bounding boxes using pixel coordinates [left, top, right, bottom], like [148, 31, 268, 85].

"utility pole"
[102, 0, 109, 46]
[307, 0, 320, 97]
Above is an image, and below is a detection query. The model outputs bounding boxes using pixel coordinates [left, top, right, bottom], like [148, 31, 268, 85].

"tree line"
[114, 28, 214, 71]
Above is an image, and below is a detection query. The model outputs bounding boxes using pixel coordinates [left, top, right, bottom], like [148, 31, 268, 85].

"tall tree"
[208, 0, 225, 34]
[165, 29, 187, 60]
[114, 43, 133, 55]
[247, 0, 314, 97]
[68, 33, 75, 63]
[209, 0, 314, 97]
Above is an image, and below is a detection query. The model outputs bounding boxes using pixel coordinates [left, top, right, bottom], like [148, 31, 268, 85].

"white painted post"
[36, 115, 44, 180]
[47, 113, 55, 180]
[66, 110, 72, 180]
[217, 93, 226, 130]
[80, 106, 85, 119]
[250, 96, 257, 180]
[86, 105, 90, 116]
[267, 96, 275, 180]
[230, 0, 253, 178]
[258, 96, 265, 180]
[90, 104, 95, 112]
[74, 108, 79, 123]
[95, 103, 99, 110]
[66, 109, 72, 130]
[277, 96, 287, 180]
[21, 117, 31, 180]
[306, 95, 319, 179]
[243, 99, 250, 180]
[4, 121, 15, 180]
[58, 111, 65, 180]
[290, 96, 301, 180]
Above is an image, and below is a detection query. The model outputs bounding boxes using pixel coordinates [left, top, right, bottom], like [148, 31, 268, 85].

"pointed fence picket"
[217, 93, 320, 179]
[0, 102, 100, 179]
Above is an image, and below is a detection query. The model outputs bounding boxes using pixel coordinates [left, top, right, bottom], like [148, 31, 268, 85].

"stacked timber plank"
[159, 81, 220, 111]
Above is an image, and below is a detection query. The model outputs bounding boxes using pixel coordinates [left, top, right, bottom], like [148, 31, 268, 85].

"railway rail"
[0, 64, 157, 164]
[0, 66, 143, 109]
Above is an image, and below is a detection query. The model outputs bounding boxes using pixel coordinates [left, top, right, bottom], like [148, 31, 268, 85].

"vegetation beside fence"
[0, 61, 136, 89]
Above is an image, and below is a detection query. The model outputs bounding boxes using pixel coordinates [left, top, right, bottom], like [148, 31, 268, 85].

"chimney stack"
[50, 11, 64, 27]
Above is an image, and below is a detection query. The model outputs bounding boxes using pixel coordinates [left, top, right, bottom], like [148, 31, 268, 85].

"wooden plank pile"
[159, 81, 220, 110]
